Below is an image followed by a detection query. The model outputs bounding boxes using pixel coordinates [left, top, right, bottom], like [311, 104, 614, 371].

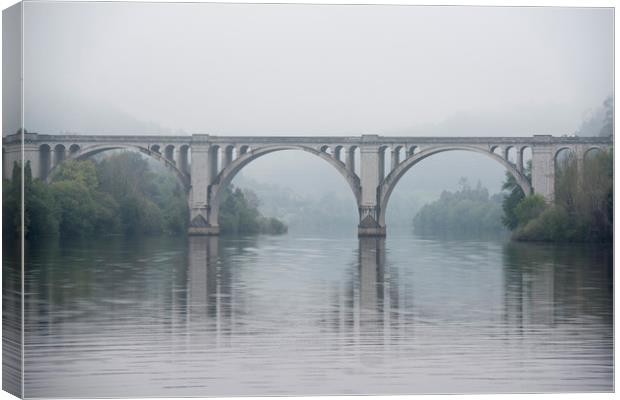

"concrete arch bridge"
[3, 132, 611, 236]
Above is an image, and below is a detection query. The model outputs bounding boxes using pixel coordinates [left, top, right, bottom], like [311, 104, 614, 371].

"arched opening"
[208, 145, 361, 234]
[224, 145, 235, 168]
[239, 145, 251, 155]
[69, 144, 80, 156]
[209, 145, 221, 182]
[584, 147, 603, 161]
[334, 145, 344, 162]
[150, 144, 161, 154]
[505, 146, 517, 165]
[491, 146, 503, 158]
[346, 146, 361, 175]
[380, 146, 531, 228]
[408, 145, 418, 157]
[379, 146, 390, 180]
[39, 144, 51, 180]
[582, 147, 610, 191]
[164, 145, 175, 162]
[520, 146, 532, 172]
[319, 145, 332, 155]
[555, 147, 576, 171]
[54, 144, 66, 166]
[392, 145, 405, 169]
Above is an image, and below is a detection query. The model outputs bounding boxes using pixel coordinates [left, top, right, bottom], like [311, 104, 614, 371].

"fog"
[6, 3, 614, 224]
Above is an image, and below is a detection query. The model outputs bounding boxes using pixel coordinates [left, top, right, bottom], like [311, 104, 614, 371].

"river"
[3, 231, 613, 397]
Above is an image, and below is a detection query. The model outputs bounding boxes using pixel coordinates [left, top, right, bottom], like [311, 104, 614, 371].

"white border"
[0, 1, 616, 400]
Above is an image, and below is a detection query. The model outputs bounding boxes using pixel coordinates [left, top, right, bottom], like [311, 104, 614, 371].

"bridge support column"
[358, 142, 386, 237]
[188, 143, 219, 235]
[531, 146, 555, 202]
[3, 144, 23, 180]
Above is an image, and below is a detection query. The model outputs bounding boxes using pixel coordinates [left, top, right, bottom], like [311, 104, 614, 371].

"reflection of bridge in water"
[183, 237, 612, 350]
[16, 235, 612, 395]
[3, 132, 611, 236]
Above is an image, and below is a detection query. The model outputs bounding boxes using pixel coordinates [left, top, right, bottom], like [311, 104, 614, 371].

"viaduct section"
[3, 132, 611, 237]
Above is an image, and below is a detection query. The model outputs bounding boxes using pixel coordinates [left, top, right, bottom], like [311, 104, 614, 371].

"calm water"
[6, 231, 614, 397]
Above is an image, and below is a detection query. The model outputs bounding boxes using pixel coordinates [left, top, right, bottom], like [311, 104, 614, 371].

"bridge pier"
[188, 142, 219, 235]
[357, 140, 387, 237]
[531, 146, 555, 202]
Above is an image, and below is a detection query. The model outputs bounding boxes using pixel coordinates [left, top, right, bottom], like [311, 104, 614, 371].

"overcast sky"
[14, 3, 614, 137]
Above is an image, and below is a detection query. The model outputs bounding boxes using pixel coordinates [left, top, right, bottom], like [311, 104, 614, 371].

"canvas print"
[2, 2, 614, 398]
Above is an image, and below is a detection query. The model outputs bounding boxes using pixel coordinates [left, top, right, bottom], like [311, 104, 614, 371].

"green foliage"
[50, 180, 104, 237]
[503, 149, 613, 242]
[413, 178, 505, 236]
[50, 160, 99, 190]
[500, 160, 530, 230]
[513, 194, 546, 226]
[4, 152, 285, 239]
[27, 178, 61, 237]
[3, 153, 187, 238]
[3, 162, 24, 238]
[218, 186, 287, 235]
[260, 217, 288, 235]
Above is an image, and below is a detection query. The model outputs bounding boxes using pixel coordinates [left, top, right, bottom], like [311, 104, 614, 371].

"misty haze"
[2, 2, 613, 398]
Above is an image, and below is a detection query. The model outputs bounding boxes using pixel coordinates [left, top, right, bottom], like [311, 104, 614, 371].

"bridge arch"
[584, 146, 605, 160]
[378, 145, 533, 226]
[205, 145, 362, 227]
[46, 143, 190, 190]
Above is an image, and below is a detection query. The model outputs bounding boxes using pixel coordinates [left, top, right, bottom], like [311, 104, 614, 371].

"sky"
[3, 3, 615, 206]
[15, 3, 613, 137]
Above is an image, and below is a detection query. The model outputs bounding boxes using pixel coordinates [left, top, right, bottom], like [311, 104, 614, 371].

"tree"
[502, 149, 612, 242]
[600, 96, 613, 137]
[413, 178, 505, 236]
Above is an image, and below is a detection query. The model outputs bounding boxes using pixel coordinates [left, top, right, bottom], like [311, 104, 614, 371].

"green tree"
[413, 178, 505, 236]
[502, 149, 612, 242]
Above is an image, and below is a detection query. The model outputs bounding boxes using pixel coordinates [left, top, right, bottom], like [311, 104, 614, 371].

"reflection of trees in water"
[502, 242, 612, 329]
[3, 239, 22, 397]
[23, 236, 190, 339]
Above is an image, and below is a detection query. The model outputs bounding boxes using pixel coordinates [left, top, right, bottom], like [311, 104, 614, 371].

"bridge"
[2, 131, 611, 237]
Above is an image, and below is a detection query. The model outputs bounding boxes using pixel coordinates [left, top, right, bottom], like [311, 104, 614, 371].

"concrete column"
[575, 145, 585, 188]
[223, 146, 234, 169]
[346, 147, 356, 173]
[173, 147, 182, 169]
[48, 148, 56, 172]
[516, 148, 524, 173]
[358, 142, 386, 237]
[391, 148, 400, 171]
[531, 146, 555, 202]
[3, 144, 23, 180]
[377, 148, 385, 181]
[188, 143, 218, 235]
